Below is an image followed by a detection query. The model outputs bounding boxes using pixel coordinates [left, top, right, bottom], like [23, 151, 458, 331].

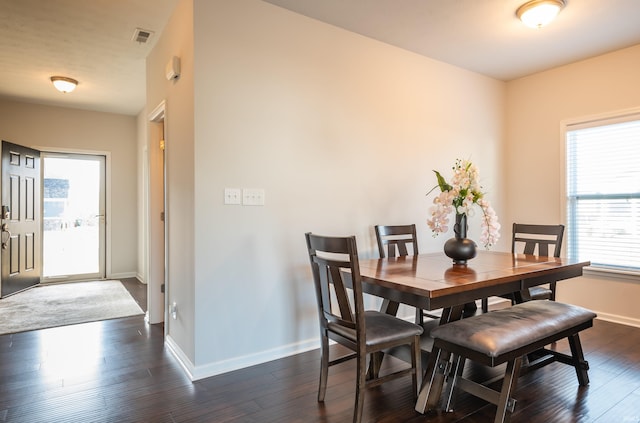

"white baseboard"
[165, 334, 196, 380]
[164, 303, 640, 384]
[595, 312, 640, 328]
[108, 271, 138, 279]
[191, 338, 319, 381]
[165, 335, 319, 382]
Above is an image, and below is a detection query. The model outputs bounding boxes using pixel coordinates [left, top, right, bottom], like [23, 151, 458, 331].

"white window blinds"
[565, 115, 640, 272]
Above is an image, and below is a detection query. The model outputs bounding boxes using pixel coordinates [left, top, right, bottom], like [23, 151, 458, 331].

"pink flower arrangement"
[426, 159, 501, 248]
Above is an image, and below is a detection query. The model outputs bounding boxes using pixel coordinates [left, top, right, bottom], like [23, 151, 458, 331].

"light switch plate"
[224, 188, 241, 205]
[242, 188, 265, 206]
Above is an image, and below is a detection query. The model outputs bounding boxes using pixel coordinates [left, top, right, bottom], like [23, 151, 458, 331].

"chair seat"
[329, 311, 423, 347]
[529, 286, 552, 300]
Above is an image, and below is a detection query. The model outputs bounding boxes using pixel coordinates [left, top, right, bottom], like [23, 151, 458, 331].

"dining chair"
[375, 224, 418, 258]
[375, 224, 441, 324]
[481, 223, 565, 312]
[305, 232, 423, 423]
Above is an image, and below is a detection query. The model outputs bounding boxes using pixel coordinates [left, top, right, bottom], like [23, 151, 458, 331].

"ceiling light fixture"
[516, 0, 566, 29]
[50, 76, 78, 93]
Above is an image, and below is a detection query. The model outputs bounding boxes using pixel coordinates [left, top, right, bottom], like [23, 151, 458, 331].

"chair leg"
[411, 335, 422, 397]
[549, 282, 557, 301]
[354, 354, 367, 423]
[481, 298, 489, 313]
[318, 335, 329, 402]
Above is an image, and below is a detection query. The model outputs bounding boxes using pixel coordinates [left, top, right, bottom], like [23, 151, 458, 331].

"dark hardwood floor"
[120, 277, 148, 312]
[1, 281, 639, 422]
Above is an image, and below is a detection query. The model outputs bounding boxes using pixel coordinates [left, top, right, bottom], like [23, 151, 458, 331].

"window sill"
[583, 266, 640, 283]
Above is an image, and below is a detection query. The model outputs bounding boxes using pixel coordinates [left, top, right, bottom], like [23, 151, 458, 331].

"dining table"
[356, 250, 591, 414]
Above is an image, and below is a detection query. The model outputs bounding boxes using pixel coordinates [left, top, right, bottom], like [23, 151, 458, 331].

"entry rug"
[0, 280, 144, 335]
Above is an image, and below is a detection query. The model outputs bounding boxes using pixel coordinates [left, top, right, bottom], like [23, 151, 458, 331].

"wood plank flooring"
[1, 279, 639, 422]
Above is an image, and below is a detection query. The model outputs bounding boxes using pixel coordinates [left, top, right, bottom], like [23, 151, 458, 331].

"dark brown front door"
[1, 141, 41, 297]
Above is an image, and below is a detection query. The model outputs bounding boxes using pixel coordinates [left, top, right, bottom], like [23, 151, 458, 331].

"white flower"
[426, 159, 500, 249]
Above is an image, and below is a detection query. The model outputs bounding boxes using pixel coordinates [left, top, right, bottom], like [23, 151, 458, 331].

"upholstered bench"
[420, 300, 596, 423]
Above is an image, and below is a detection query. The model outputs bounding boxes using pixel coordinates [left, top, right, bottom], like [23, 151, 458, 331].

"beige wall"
[505, 44, 640, 326]
[188, 0, 506, 378]
[0, 99, 138, 278]
[146, 0, 195, 360]
[151, 0, 640, 381]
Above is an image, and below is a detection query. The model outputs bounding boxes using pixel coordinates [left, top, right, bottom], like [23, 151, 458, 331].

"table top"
[358, 250, 590, 310]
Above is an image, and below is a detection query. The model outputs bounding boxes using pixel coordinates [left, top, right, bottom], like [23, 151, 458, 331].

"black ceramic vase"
[444, 213, 477, 265]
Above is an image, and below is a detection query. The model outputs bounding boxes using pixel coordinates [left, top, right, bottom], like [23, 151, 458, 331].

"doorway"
[147, 101, 166, 325]
[41, 153, 106, 282]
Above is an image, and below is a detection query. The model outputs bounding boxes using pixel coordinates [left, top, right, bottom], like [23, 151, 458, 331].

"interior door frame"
[147, 101, 167, 327]
[40, 151, 107, 283]
[35, 147, 111, 281]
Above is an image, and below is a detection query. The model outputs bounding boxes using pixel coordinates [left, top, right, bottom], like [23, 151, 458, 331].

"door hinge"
[160, 211, 165, 221]
[160, 140, 165, 150]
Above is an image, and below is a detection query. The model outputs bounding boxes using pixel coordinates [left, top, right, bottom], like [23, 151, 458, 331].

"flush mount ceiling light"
[516, 0, 566, 29]
[50, 76, 78, 93]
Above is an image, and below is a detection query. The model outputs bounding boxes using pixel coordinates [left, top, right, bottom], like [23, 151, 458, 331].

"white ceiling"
[264, 0, 640, 80]
[0, 0, 178, 116]
[1, 0, 639, 116]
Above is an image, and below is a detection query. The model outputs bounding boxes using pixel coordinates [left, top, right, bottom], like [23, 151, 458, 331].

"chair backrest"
[305, 232, 365, 338]
[512, 223, 565, 257]
[374, 224, 418, 258]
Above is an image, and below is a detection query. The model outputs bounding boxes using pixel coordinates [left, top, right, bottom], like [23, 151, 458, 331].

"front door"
[1, 141, 41, 297]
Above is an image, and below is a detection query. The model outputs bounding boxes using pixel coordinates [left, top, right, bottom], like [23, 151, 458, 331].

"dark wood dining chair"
[305, 232, 423, 423]
[481, 223, 565, 312]
[375, 224, 418, 258]
[375, 224, 441, 323]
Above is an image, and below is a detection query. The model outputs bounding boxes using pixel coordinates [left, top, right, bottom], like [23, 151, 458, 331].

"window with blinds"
[565, 114, 640, 273]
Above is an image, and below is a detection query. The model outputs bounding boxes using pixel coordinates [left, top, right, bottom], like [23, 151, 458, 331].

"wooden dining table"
[356, 250, 591, 414]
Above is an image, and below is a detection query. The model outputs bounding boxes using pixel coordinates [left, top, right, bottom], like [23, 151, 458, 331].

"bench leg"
[568, 333, 590, 386]
[494, 356, 522, 423]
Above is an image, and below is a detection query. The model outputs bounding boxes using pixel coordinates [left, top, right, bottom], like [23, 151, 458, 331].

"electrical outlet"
[171, 302, 177, 320]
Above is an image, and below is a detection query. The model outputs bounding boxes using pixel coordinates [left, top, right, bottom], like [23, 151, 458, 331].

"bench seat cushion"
[430, 301, 596, 358]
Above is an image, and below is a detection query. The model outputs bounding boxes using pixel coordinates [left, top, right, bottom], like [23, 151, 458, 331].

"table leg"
[415, 305, 464, 414]
[415, 345, 451, 413]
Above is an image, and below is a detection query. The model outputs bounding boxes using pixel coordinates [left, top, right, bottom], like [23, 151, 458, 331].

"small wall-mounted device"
[166, 56, 181, 81]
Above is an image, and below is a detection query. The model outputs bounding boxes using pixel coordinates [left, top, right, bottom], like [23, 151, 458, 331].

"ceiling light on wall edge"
[50, 76, 78, 93]
[517, 0, 566, 28]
